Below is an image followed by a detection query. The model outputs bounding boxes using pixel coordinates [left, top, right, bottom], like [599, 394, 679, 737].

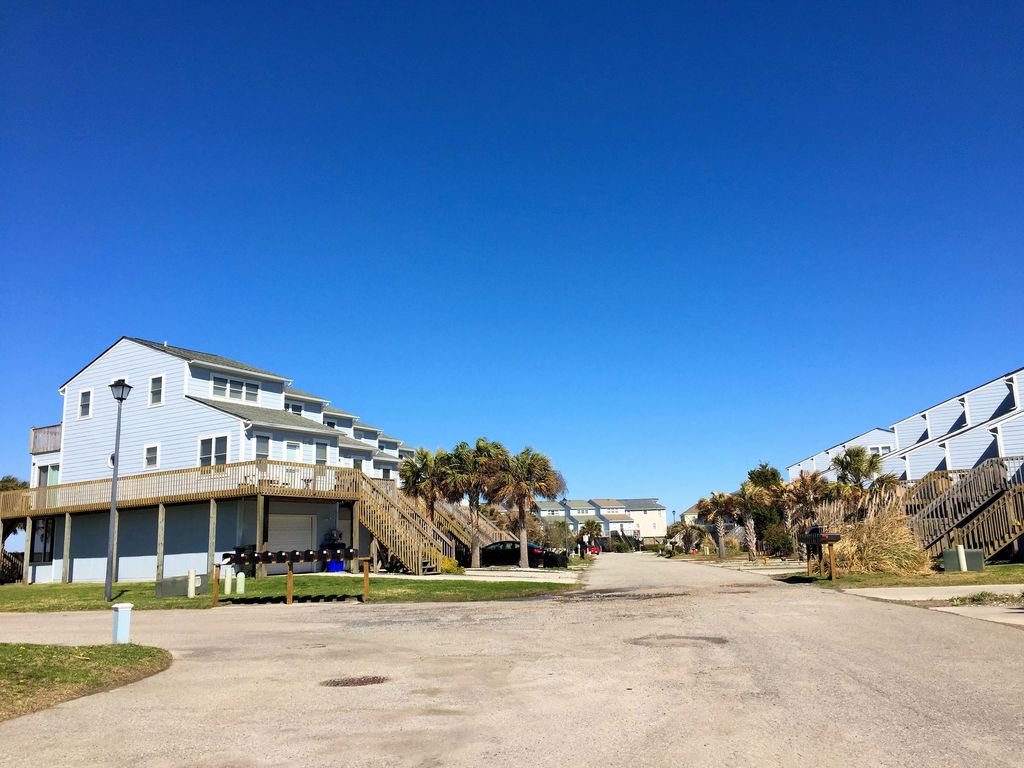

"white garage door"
[267, 514, 316, 575]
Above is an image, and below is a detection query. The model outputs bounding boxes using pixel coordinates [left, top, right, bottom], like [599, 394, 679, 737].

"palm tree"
[784, 470, 830, 559]
[580, 519, 603, 551]
[696, 492, 736, 557]
[831, 446, 884, 488]
[442, 438, 508, 568]
[399, 448, 447, 522]
[490, 448, 567, 568]
[733, 480, 770, 559]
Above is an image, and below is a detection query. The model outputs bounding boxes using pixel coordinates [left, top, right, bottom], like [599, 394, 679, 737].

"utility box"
[941, 549, 985, 572]
[156, 572, 209, 598]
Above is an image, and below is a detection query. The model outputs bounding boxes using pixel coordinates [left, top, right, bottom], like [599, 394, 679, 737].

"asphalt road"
[1, 554, 1021, 767]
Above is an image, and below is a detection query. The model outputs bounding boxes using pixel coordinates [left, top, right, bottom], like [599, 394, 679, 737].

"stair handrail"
[357, 475, 447, 573]
[953, 486, 1024, 559]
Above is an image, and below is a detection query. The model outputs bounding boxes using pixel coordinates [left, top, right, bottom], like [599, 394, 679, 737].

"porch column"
[255, 494, 265, 578]
[61, 513, 71, 584]
[207, 499, 217, 580]
[351, 501, 360, 551]
[22, 515, 31, 584]
[155, 503, 166, 583]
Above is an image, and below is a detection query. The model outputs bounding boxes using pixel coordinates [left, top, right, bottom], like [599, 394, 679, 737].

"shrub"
[834, 508, 930, 576]
[439, 556, 465, 575]
[761, 524, 794, 557]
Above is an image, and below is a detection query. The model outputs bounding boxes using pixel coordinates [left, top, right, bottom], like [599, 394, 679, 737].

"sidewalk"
[844, 583, 1024, 602]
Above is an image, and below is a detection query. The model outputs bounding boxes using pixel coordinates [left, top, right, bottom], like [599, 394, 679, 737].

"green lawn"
[774, 562, 1024, 589]
[0, 643, 171, 721]
[0, 575, 576, 612]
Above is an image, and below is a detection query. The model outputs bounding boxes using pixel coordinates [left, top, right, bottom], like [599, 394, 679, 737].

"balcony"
[0, 460, 366, 520]
[29, 424, 62, 455]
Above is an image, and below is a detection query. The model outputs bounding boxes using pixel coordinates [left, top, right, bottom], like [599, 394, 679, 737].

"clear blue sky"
[1, 1, 1021, 518]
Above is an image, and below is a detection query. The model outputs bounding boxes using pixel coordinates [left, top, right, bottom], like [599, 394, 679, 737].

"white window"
[286, 402, 302, 415]
[199, 436, 228, 467]
[315, 443, 327, 466]
[880, 445, 892, 455]
[229, 379, 243, 400]
[244, 382, 259, 403]
[149, 375, 163, 406]
[78, 390, 92, 419]
[212, 377, 228, 397]
[325, 420, 336, 429]
[382, 467, 391, 480]
[255, 435, 271, 460]
[144, 444, 160, 469]
[286, 442, 300, 462]
[353, 457, 363, 471]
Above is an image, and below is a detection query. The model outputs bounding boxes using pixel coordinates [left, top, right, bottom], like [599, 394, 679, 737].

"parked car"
[481, 540, 566, 568]
[586, 545, 601, 556]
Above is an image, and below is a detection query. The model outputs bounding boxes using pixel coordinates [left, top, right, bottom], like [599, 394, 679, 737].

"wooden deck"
[0, 460, 365, 520]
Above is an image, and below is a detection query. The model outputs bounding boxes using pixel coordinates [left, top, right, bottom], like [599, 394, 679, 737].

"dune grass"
[0, 643, 171, 721]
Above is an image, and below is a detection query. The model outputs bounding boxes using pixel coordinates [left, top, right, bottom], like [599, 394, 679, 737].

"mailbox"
[258, 551, 276, 564]
[275, 550, 290, 564]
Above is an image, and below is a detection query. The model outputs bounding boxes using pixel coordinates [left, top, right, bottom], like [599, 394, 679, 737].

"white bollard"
[112, 603, 133, 644]
[186, 568, 196, 599]
[235, 572, 245, 594]
[223, 564, 234, 595]
[957, 544, 968, 572]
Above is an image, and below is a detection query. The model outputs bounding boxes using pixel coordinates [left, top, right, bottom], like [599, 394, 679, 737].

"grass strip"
[0, 643, 171, 721]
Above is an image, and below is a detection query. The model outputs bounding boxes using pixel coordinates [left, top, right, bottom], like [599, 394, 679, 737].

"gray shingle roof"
[284, 386, 329, 403]
[535, 501, 564, 511]
[564, 499, 596, 510]
[188, 397, 337, 435]
[620, 498, 666, 511]
[379, 434, 400, 443]
[353, 423, 382, 433]
[130, 338, 288, 380]
[323, 405, 357, 419]
[602, 513, 635, 522]
[335, 433, 376, 453]
[373, 451, 400, 464]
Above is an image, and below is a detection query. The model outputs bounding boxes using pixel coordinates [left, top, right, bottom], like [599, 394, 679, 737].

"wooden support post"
[61, 513, 71, 584]
[155, 503, 166, 584]
[22, 515, 31, 584]
[806, 554, 812, 578]
[207, 499, 217, 580]
[828, 542, 837, 581]
[255, 494, 265, 578]
[286, 560, 294, 605]
[351, 501, 360, 551]
[370, 537, 379, 574]
[362, 558, 370, 602]
[212, 563, 220, 606]
[817, 549, 825, 578]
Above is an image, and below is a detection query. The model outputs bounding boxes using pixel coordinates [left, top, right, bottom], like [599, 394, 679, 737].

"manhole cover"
[627, 634, 727, 647]
[320, 676, 388, 687]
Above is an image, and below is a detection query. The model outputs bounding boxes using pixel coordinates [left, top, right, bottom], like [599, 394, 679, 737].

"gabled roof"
[620, 498, 666, 511]
[535, 501, 564, 511]
[188, 397, 336, 435]
[372, 451, 400, 464]
[379, 434, 400, 443]
[590, 498, 624, 507]
[284, 386, 329, 404]
[323, 405, 357, 419]
[335, 433, 376, 454]
[602, 513, 635, 522]
[563, 499, 595, 510]
[129, 338, 289, 380]
[353, 423, 382, 434]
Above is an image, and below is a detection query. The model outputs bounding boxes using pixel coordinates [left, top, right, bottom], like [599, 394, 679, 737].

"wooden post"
[817, 548, 825, 578]
[370, 537, 379, 574]
[22, 515, 31, 584]
[351, 501, 360, 551]
[806, 554, 812, 578]
[212, 563, 220, 606]
[286, 560, 294, 605]
[255, 494, 265, 578]
[61, 513, 72, 584]
[828, 542, 837, 581]
[362, 558, 370, 602]
[155, 503, 166, 584]
[207, 499, 217, 580]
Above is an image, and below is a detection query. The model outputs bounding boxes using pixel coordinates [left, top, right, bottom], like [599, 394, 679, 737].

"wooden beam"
[155, 503, 166, 583]
[286, 560, 293, 605]
[212, 563, 220, 606]
[22, 515, 31, 584]
[255, 494, 265, 578]
[362, 558, 370, 602]
[61, 512, 71, 584]
[207, 498, 217, 580]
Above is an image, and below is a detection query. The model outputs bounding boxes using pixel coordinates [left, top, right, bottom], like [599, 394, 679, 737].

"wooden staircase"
[906, 457, 1024, 558]
[1, 550, 23, 584]
[356, 474, 450, 575]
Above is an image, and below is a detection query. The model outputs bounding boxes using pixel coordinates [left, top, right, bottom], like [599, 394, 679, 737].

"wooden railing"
[1, 550, 23, 584]
[29, 424, 62, 455]
[372, 480, 455, 561]
[0, 460, 367, 521]
[912, 457, 1024, 556]
[903, 469, 972, 522]
[438, 499, 507, 546]
[953, 486, 1024, 559]
[357, 475, 446, 574]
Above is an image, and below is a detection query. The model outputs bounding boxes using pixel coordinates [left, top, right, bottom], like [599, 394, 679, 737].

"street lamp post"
[104, 378, 132, 602]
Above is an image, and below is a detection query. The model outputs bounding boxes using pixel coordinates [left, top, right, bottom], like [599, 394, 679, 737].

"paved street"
[1, 554, 1022, 768]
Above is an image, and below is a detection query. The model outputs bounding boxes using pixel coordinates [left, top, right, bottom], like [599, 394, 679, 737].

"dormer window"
[212, 376, 259, 402]
[286, 402, 302, 415]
